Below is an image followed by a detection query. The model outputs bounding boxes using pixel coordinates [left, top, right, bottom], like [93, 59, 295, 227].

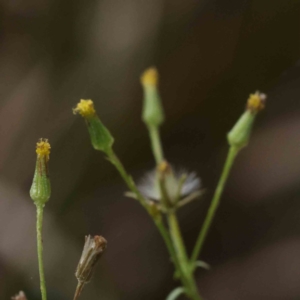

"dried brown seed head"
[75, 235, 107, 283]
[74, 235, 107, 300]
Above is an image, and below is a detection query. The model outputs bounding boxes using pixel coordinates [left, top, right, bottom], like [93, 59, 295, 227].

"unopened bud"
[73, 99, 114, 153]
[227, 92, 266, 150]
[30, 139, 51, 206]
[11, 291, 27, 300]
[74, 235, 107, 300]
[141, 67, 165, 128]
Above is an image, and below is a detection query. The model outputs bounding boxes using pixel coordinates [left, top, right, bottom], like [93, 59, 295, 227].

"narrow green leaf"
[195, 260, 210, 270]
[166, 287, 185, 300]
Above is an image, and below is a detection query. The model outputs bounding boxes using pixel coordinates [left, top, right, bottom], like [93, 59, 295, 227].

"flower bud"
[11, 291, 27, 300]
[227, 92, 266, 150]
[141, 67, 165, 128]
[30, 139, 51, 206]
[73, 99, 114, 153]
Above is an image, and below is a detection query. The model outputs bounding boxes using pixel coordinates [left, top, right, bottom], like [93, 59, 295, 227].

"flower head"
[30, 138, 51, 205]
[140, 67, 159, 86]
[247, 91, 266, 113]
[228, 91, 266, 150]
[73, 99, 114, 152]
[73, 99, 96, 118]
[138, 162, 201, 207]
[141, 67, 164, 128]
[36, 138, 51, 161]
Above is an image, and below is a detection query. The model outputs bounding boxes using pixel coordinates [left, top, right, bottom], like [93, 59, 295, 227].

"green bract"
[85, 116, 114, 152]
[30, 139, 51, 206]
[73, 99, 114, 153]
[227, 110, 256, 150]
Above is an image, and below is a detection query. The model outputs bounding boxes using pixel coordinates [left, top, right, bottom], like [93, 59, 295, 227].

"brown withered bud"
[74, 235, 107, 300]
[76, 235, 107, 282]
[11, 291, 27, 300]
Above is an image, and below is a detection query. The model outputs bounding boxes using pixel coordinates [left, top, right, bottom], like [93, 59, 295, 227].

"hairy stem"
[191, 146, 239, 267]
[36, 204, 47, 300]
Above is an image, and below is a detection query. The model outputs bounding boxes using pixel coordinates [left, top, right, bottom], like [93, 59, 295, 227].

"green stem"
[168, 212, 202, 300]
[148, 125, 164, 164]
[154, 219, 183, 278]
[190, 146, 239, 267]
[146, 123, 201, 298]
[106, 148, 147, 208]
[107, 130, 201, 298]
[105, 148, 181, 276]
[36, 204, 47, 300]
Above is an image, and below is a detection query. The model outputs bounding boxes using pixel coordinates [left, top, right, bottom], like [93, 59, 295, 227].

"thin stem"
[106, 148, 147, 208]
[148, 125, 164, 164]
[146, 123, 201, 298]
[36, 204, 47, 300]
[106, 132, 201, 298]
[168, 212, 202, 300]
[154, 219, 183, 278]
[190, 146, 239, 267]
[105, 148, 181, 276]
[73, 282, 85, 300]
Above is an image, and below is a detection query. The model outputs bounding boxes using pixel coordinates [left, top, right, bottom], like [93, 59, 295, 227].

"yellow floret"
[247, 92, 266, 113]
[36, 138, 51, 161]
[73, 99, 96, 118]
[157, 160, 172, 175]
[141, 67, 159, 86]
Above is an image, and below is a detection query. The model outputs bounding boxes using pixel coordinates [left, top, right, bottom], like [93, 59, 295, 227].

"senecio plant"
[12, 68, 265, 300]
[27, 139, 107, 300]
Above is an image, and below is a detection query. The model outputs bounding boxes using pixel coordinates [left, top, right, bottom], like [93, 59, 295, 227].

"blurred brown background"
[0, 0, 300, 299]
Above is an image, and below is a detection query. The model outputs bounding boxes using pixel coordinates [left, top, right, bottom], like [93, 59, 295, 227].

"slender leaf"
[166, 287, 185, 300]
[195, 260, 210, 270]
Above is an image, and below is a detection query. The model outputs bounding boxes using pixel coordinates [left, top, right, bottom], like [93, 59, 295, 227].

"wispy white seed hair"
[181, 172, 201, 196]
[138, 167, 201, 202]
[138, 169, 160, 200]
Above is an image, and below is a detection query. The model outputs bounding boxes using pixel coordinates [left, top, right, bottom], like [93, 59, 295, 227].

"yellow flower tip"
[141, 67, 159, 86]
[247, 91, 267, 113]
[73, 99, 96, 118]
[36, 138, 51, 160]
[157, 160, 171, 174]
